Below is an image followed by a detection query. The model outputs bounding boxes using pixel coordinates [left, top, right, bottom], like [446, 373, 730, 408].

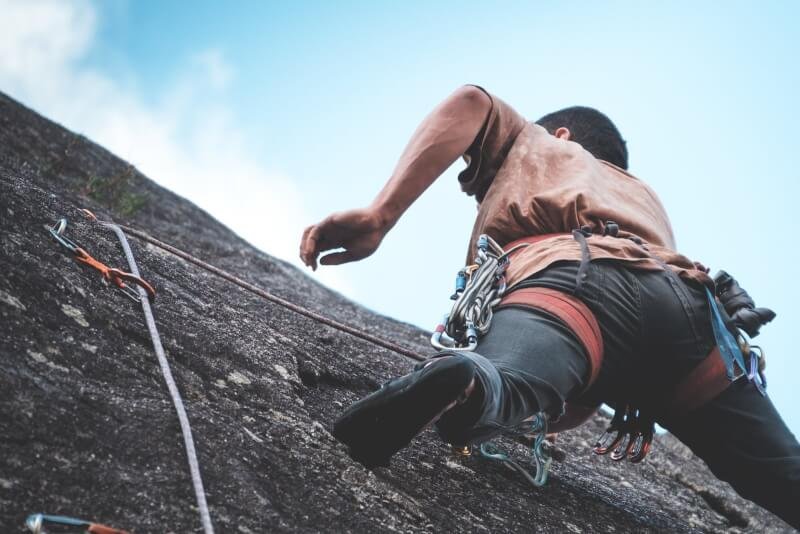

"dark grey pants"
[435, 261, 800, 528]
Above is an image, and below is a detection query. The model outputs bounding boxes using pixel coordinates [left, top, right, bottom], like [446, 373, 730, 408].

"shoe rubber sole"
[332, 355, 475, 467]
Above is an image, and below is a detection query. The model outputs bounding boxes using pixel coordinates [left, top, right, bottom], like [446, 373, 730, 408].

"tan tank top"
[458, 87, 711, 289]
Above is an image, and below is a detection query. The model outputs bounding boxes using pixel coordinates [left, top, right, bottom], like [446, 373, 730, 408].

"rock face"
[0, 91, 794, 533]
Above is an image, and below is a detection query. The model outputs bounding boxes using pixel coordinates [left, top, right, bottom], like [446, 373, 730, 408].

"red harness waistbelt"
[496, 287, 604, 389]
[666, 346, 744, 414]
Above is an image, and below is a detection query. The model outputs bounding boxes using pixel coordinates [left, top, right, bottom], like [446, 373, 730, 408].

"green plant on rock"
[83, 164, 147, 217]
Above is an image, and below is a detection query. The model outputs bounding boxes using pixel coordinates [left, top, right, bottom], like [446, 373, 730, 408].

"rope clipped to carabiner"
[49, 218, 155, 301]
[478, 412, 553, 487]
[80, 211, 215, 534]
[46, 212, 213, 534]
[431, 235, 527, 351]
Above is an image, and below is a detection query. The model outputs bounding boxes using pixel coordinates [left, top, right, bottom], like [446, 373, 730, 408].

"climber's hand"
[714, 270, 776, 338]
[300, 208, 388, 270]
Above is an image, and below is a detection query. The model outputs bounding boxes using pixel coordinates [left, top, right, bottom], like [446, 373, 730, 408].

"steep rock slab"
[0, 92, 793, 532]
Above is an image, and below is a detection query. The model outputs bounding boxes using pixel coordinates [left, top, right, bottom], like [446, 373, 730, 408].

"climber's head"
[536, 107, 628, 170]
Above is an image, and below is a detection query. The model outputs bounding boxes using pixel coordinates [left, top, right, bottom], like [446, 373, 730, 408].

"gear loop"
[431, 234, 524, 351]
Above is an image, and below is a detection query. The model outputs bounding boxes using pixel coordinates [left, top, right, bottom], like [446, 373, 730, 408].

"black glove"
[714, 270, 776, 338]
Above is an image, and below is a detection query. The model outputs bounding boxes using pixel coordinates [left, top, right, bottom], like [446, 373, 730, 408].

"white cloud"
[0, 0, 94, 89]
[0, 0, 352, 295]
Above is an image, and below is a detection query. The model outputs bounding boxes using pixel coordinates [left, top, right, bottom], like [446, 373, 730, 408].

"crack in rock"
[674, 473, 749, 528]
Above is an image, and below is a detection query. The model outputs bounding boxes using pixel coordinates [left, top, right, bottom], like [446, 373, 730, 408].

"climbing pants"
[434, 261, 800, 529]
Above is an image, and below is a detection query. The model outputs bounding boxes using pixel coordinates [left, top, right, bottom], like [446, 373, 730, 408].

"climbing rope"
[94, 216, 215, 534]
[65, 207, 443, 529]
[50, 214, 213, 534]
[78, 210, 427, 363]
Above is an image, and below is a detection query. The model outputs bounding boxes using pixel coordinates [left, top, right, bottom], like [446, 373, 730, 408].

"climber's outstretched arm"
[299, 85, 491, 270]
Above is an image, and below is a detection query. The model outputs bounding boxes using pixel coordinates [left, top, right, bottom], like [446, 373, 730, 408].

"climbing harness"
[595, 308, 767, 463]
[431, 234, 527, 351]
[49, 212, 214, 534]
[665, 293, 767, 415]
[25, 513, 128, 534]
[438, 223, 772, 480]
[49, 218, 155, 301]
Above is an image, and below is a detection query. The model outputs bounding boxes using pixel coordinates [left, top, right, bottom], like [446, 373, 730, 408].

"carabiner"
[626, 425, 654, 463]
[609, 432, 632, 461]
[49, 217, 156, 302]
[106, 268, 156, 301]
[596, 406, 654, 463]
[50, 218, 81, 254]
[26, 513, 129, 534]
[593, 405, 627, 455]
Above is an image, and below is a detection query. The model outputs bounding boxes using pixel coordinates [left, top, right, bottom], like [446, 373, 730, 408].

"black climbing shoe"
[332, 354, 476, 467]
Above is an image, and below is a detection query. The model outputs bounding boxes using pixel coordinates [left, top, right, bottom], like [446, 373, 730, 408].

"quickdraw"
[431, 234, 527, 351]
[49, 218, 155, 301]
[592, 405, 654, 463]
[25, 513, 128, 534]
[477, 412, 553, 487]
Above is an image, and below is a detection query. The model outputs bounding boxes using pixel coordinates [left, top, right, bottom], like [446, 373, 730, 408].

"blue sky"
[1, 1, 797, 434]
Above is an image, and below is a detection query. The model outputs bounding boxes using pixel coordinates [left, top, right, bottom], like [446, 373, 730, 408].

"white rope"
[106, 222, 214, 534]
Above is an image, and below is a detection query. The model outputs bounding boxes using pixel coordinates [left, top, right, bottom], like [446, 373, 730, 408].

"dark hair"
[536, 106, 628, 169]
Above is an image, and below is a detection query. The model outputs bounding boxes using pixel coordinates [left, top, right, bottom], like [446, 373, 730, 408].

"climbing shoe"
[332, 354, 476, 467]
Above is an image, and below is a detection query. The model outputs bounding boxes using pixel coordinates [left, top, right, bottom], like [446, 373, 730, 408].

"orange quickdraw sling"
[49, 218, 155, 301]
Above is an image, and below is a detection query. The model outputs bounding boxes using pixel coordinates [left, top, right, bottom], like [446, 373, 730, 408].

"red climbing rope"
[79, 210, 427, 363]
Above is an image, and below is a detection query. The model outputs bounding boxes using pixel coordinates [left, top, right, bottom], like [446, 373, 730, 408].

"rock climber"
[299, 85, 800, 528]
